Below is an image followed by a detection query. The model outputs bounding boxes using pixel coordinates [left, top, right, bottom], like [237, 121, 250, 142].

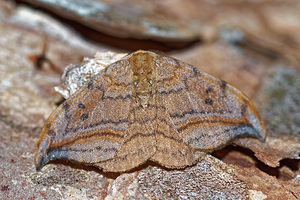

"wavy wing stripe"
[177, 118, 248, 133]
[49, 130, 125, 150]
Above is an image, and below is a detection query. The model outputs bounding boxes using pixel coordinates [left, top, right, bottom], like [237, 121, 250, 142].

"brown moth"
[35, 50, 266, 172]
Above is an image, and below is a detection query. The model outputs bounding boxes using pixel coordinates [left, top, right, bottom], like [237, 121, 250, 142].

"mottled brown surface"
[0, 119, 109, 199]
[20, 0, 200, 41]
[172, 43, 267, 98]
[0, 1, 110, 199]
[234, 162, 299, 200]
[1, 0, 299, 199]
[172, 43, 300, 171]
[36, 51, 265, 172]
[137, 155, 249, 200]
[18, 0, 300, 65]
[105, 155, 249, 199]
[233, 66, 300, 168]
[0, 17, 80, 130]
[219, 150, 299, 200]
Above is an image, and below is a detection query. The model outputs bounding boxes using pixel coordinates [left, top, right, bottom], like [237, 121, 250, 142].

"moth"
[35, 50, 265, 172]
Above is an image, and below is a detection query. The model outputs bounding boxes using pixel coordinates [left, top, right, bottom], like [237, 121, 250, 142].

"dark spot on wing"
[87, 80, 93, 89]
[192, 66, 200, 75]
[78, 104, 85, 109]
[220, 80, 227, 90]
[205, 98, 213, 105]
[62, 102, 69, 111]
[80, 114, 89, 121]
[241, 104, 247, 117]
[206, 87, 213, 94]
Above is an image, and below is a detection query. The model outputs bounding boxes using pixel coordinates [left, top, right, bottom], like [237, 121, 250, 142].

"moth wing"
[95, 100, 157, 172]
[95, 52, 160, 172]
[151, 73, 204, 168]
[35, 60, 133, 170]
[155, 56, 265, 151]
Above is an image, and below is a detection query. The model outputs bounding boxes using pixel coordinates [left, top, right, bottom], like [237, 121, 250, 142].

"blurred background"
[0, 0, 299, 199]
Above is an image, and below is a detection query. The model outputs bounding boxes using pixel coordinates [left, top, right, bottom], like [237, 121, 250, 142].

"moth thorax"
[130, 52, 155, 107]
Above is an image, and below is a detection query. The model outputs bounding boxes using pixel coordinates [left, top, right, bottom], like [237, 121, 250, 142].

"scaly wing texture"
[153, 55, 265, 155]
[35, 60, 134, 170]
[95, 96, 157, 172]
[35, 56, 157, 172]
[35, 50, 265, 172]
[150, 55, 205, 168]
[96, 52, 157, 172]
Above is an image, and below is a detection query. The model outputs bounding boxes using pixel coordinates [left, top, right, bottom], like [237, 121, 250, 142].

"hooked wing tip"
[35, 133, 52, 171]
[256, 131, 266, 143]
[35, 152, 48, 171]
[247, 126, 266, 142]
[242, 99, 266, 143]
